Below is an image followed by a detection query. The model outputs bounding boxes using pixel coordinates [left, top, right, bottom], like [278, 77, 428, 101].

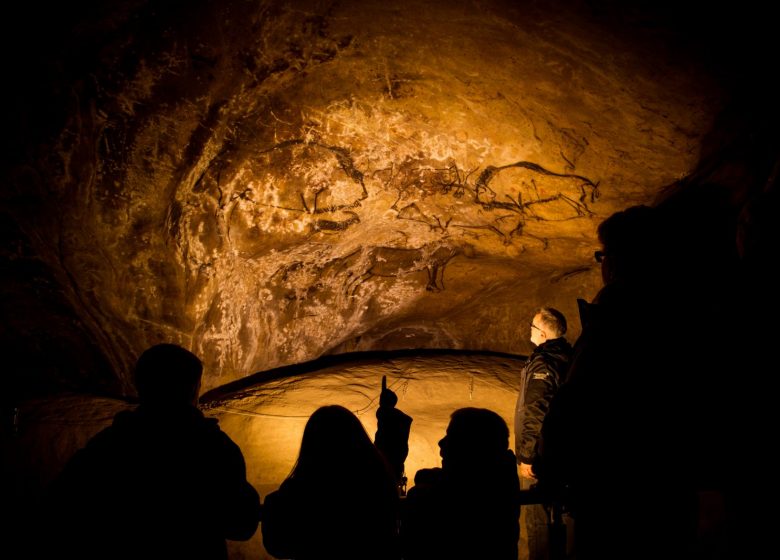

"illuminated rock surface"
[1, 0, 741, 397]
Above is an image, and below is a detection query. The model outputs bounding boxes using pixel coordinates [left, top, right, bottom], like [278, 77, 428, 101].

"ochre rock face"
[3, 0, 726, 395]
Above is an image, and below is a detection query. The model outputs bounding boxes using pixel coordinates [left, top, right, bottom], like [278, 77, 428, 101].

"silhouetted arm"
[375, 376, 412, 482]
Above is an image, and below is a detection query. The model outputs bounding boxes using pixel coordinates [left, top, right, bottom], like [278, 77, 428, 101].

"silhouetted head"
[439, 408, 510, 473]
[292, 405, 386, 482]
[530, 307, 567, 346]
[596, 205, 662, 285]
[134, 344, 203, 407]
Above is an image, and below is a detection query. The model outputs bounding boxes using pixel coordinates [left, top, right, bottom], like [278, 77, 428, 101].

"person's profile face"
[440, 422, 464, 468]
[438, 433, 448, 460]
[596, 247, 617, 284]
[530, 314, 546, 346]
[439, 418, 470, 469]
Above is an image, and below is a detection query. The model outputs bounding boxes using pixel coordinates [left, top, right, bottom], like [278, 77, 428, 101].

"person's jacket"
[514, 337, 572, 465]
[43, 404, 261, 560]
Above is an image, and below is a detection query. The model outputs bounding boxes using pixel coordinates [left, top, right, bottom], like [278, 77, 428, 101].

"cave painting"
[339, 239, 476, 295]
[377, 158, 599, 248]
[184, 141, 601, 323]
[211, 139, 368, 258]
[255, 139, 368, 216]
[214, 138, 599, 256]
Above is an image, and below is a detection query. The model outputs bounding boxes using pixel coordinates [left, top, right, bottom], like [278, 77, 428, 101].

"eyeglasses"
[530, 322, 543, 332]
[594, 250, 606, 263]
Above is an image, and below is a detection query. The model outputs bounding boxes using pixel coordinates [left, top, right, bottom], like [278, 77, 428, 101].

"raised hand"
[379, 375, 398, 408]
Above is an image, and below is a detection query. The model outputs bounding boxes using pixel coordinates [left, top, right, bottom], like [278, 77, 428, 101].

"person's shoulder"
[85, 410, 139, 447]
[53, 411, 138, 479]
[176, 411, 244, 457]
[200, 414, 221, 432]
[546, 337, 573, 356]
[527, 349, 553, 371]
[263, 486, 283, 505]
[265, 478, 302, 509]
[406, 468, 449, 512]
[200, 416, 244, 449]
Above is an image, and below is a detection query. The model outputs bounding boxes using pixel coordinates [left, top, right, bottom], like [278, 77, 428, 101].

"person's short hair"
[534, 307, 567, 338]
[447, 407, 510, 456]
[134, 344, 203, 405]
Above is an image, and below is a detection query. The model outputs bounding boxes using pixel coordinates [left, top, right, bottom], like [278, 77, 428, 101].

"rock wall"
[1, 0, 729, 396]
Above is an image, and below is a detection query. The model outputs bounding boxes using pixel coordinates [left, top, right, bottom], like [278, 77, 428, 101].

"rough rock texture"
[1, 0, 738, 397]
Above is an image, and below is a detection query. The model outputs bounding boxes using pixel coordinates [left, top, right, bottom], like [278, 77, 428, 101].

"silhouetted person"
[261, 405, 400, 559]
[42, 343, 261, 560]
[403, 407, 521, 560]
[733, 178, 779, 559]
[537, 205, 698, 560]
[374, 375, 413, 495]
[515, 307, 572, 560]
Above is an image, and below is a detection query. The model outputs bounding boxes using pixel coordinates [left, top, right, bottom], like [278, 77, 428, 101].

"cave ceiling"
[1, 0, 739, 396]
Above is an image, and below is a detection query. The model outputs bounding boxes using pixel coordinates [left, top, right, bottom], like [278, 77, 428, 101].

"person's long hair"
[288, 405, 396, 498]
[277, 406, 400, 558]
